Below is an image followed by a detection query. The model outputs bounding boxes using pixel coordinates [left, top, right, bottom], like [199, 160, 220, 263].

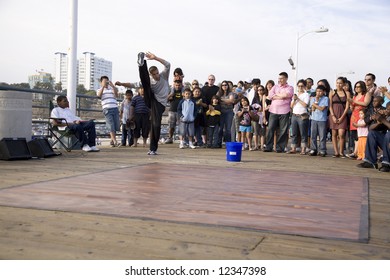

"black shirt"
[169, 90, 183, 112]
[201, 85, 219, 105]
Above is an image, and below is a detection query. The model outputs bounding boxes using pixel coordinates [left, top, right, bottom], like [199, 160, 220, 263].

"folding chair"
[47, 101, 80, 152]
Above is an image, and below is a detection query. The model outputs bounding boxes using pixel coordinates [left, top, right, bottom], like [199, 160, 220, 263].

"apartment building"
[53, 51, 112, 91]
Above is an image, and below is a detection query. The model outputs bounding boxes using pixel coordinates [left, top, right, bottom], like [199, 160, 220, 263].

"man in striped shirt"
[97, 76, 120, 147]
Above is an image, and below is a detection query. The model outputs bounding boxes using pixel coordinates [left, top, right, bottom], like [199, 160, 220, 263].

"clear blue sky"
[1, 0, 389, 87]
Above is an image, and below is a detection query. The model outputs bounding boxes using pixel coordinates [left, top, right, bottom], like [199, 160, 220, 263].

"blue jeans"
[207, 125, 220, 147]
[103, 107, 120, 133]
[310, 120, 327, 153]
[265, 112, 290, 152]
[69, 120, 96, 147]
[231, 114, 240, 142]
[121, 123, 134, 146]
[364, 130, 390, 165]
[290, 114, 309, 147]
[218, 110, 233, 146]
[194, 125, 204, 145]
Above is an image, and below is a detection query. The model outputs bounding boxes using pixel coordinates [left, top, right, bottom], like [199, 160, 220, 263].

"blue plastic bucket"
[226, 142, 243, 162]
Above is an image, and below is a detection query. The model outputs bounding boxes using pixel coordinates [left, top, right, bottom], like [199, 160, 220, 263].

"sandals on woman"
[110, 140, 118, 147]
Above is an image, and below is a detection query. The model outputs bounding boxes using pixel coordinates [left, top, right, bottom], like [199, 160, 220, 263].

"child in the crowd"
[119, 90, 134, 146]
[353, 109, 369, 160]
[177, 88, 197, 149]
[130, 87, 150, 147]
[205, 95, 221, 148]
[193, 86, 207, 147]
[308, 85, 329, 157]
[237, 96, 255, 151]
[251, 102, 263, 150]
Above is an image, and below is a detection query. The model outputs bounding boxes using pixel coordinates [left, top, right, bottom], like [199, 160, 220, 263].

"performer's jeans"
[139, 61, 165, 152]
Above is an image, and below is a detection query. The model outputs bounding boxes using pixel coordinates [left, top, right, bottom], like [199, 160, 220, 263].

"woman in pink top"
[346, 81, 372, 159]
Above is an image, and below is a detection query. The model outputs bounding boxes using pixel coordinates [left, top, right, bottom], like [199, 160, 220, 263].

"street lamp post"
[294, 26, 329, 90]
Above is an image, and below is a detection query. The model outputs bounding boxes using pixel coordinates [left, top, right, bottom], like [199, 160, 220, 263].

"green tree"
[77, 84, 87, 95]
[9, 83, 30, 89]
[54, 82, 63, 92]
[34, 82, 53, 91]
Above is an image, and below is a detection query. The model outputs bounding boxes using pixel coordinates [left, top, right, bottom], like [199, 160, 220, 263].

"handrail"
[1, 85, 169, 140]
[0, 85, 123, 138]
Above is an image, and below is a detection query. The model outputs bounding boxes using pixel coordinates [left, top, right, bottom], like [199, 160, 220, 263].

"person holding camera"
[97, 75, 120, 147]
[287, 79, 310, 155]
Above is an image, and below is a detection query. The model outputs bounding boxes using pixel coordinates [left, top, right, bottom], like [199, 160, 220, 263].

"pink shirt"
[268, 83, 294, 114]
[357, 119, 368, 137]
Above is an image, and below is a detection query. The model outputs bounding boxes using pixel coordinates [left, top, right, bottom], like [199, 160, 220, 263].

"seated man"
[357, 101, 390, 171]
[51, 95, 99, 152]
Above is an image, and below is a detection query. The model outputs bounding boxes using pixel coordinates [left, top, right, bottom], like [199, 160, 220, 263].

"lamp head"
[315, 27, 329, 33]
[288, 57, 295, 70]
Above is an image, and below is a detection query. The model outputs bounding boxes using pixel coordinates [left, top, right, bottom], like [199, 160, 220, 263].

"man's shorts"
[168, 111, 179, 129]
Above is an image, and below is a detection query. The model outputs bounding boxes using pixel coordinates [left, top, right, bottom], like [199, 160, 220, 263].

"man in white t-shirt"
[51, 95, 99, 152]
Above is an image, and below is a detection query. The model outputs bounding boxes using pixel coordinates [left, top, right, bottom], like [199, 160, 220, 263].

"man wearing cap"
[263, 72, 294, 153]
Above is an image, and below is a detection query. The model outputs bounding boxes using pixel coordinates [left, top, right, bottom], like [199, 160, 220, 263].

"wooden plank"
[0, 207, 262, 259]
[249, 234, 390, 260]
[0, 163, 368, 242]
[0, 144, 389, 260]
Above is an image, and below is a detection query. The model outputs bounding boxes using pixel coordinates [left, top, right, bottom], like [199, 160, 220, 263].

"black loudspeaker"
[28, 138, 60, 158]
[0, 138, 32, 160]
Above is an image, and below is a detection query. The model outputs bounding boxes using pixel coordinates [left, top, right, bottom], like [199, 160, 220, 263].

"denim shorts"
[168, 111, 179, 128]
[103, 107, 120, 133]
[239, 125, 252, 133]
[179, 121, 195, 137]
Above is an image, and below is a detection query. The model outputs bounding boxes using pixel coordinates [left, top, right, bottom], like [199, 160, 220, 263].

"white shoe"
[90, 146, 100, 152]
[82, 144, 92, 152]
[189, 144, 196, 149]
[179, 143, 185, 149]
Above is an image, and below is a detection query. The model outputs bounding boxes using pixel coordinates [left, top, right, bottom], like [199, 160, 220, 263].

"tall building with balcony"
[79, 52, 112, 91]
[54, 51, 112, 91]
[54, 52, 70, 90]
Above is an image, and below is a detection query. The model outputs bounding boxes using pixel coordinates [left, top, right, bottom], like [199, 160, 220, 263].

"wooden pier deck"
[0, 143, 389, 259]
